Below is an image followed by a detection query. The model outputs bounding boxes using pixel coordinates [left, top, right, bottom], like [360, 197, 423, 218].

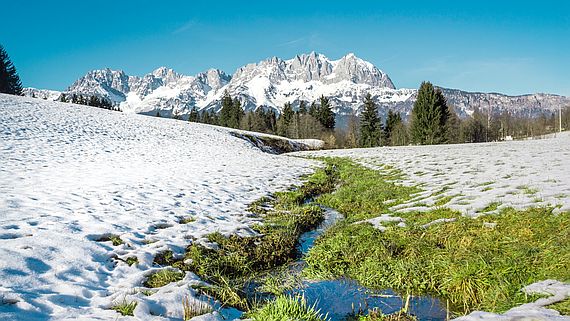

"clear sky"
[2, 0, 569, 95]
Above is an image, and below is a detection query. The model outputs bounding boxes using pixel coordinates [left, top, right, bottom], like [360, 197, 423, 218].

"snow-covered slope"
[0, 94, 315, 320]
[24, 52, 570, 120]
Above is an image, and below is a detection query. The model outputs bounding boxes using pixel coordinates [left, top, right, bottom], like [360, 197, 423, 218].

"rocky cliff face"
[23, 52, 570, 121]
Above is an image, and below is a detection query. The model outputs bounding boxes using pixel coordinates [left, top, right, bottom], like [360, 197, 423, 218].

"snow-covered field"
[0, 94, 315, 320]
[298, 133, 570, 216]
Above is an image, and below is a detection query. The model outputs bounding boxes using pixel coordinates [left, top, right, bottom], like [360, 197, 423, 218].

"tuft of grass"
[125, 256, 138, 266]
[144, 269, 185, 288]
[479, 202, 502, 213]
[111, 298, 137, 316]
[95, 234, 124, 246]
[517, 185, 539, 195]
[434, 195, 454, 207]
[179, 216, 196, 224]
[548, 298, 570, 315]
[141, 289, 155, 296]
[347, 308, 417, 321]
[247, 295, 327, 321]
[182, 296, 214, 320]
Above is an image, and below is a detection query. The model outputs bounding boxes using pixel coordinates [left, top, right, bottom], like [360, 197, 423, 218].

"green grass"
[182, 296, 214, 320]
[548, 298, 570, 315]
[111, 298, 137, 316]
[479, 202, 502, 213]
[303, 158, 570, 315]
[144, 269, 185, 288]
[95, 234, 124, 246]
[347, 309, 417, 321]
[178, 162, 339, 309]
[434, 195, 454, 207]
[246, 295, 327, 321]
[315, 158, 419, 223]
[179, 216, 196, 224]
[125, 256, 138, 266]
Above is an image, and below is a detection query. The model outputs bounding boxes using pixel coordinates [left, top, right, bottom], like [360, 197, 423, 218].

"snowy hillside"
[24, 52, 570, 120]
[0, 94, 316, 320]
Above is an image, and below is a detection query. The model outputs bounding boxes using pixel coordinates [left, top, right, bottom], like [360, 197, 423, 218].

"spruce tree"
[219, 92, 234, 127]
[188, 108, 199, 122]
[359, 93, 382, 147]
[318, 95, 335, 129]
[298, 100, 307, 114]
[410, 81, 450, 145]
[383, 109, 402, 145]
[0, 45, 23, 95]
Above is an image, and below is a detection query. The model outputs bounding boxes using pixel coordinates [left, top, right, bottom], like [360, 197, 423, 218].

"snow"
[0, 94, 315, 320]
[453, 280, 570, 321]
[297, 134, 570, 216]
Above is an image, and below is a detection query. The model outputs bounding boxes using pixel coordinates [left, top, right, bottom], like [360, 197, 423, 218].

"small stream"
[223, 206, 449, 320]
[288, 206, 448, 320]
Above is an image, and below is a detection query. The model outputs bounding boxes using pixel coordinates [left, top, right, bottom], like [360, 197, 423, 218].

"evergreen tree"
[317, 95, 335, 129]
[308, 101, 318, 118]
[231, 97, 244, 128]
[383, 109, 402, 146]
[219, 92, 234, 127]
[359, 93, 382, 147]
[446, 105, 461, 143]
[410, 81, 450, 145]
[298, 100, 307, 114]
[0, 45, 23, 95]
[59, 93, 67, 103]
[188, 108, 199, 122]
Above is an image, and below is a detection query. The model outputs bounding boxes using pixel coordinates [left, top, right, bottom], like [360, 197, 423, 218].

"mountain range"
[23, 52, 570, 120]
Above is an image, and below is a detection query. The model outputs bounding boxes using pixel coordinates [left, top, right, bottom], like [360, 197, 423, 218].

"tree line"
[58, 93, 120, 111]
[180, 83, 568, 148]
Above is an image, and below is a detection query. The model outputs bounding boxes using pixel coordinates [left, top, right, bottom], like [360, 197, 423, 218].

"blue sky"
[2, 1, 569, 95]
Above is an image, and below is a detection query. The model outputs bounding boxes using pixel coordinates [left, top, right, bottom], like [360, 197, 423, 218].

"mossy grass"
[161, 162, 339, 309]
[246, 295, 327, 321]
[548, 298, 570, 315]
[314, 158, 419, 223]
[144, 269, 185, 288]
[304, 157, 570, 315]
[111, 298, 137, 316]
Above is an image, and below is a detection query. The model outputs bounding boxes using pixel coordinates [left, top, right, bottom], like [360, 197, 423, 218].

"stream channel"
[221, 205, 449, 320]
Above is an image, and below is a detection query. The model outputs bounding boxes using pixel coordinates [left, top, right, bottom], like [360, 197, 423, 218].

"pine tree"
[359, 93, 382, 147]
[317, 95, 335, 129]
[410, 81, 450, 145]
[0, 45, 23, 95]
